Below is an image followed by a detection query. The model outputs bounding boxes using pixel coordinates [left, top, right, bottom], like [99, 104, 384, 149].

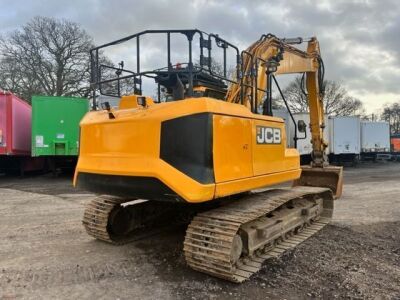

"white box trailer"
[272, 109, 291, 147]
[360, 121, 390, 153]
[286, 112, 330, 155]
[328, 116, 361, 163]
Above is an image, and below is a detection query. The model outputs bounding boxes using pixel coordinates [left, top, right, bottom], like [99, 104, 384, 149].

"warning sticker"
[35, 135, 44, 147]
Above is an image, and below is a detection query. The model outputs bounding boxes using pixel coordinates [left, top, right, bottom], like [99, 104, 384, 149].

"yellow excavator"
[74, 30, 343, 282]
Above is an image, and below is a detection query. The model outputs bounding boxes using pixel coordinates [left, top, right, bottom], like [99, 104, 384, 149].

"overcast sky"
[0, 0, 399, 113]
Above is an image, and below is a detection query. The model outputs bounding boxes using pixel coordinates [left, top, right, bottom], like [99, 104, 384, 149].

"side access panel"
[252, 119, 287, 175]
[213, 115, 300, 198]
[213, 115, 253, 182]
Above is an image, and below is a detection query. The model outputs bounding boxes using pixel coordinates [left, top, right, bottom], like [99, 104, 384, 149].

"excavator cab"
[154, 67, 227, 101]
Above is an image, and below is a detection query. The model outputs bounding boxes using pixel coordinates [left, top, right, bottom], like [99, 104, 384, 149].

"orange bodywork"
[75, 34, 343, 203]
[74, 97, 300, 203]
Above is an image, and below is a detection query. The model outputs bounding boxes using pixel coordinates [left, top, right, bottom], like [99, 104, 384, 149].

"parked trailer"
[273, 112, 329, 164]
[31, 96, 89, 173]
[391, 134, 400, 152]
[360, 121, 390, 161]
[0, 91, 43, 174]
[274, 110, 330, 165]
[0, 91, 31, 155]
[272, 109, 291, 147]
[286, 113, 330, 164]
[328, 116, 361, 164]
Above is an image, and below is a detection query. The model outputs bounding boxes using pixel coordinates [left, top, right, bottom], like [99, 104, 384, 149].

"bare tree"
[0, 16, 94, 102]
[195, 57, 237, 79]
[381, 102, 400, 134]
[279, 76, 364, 116]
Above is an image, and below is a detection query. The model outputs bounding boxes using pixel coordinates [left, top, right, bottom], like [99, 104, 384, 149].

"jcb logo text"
[256, 126, 281, 144]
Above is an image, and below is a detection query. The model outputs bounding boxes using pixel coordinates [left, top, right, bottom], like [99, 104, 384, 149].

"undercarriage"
[82, 186, 333, 282]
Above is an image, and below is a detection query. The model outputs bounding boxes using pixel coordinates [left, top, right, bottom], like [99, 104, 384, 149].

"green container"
[31, 96, 89, 156]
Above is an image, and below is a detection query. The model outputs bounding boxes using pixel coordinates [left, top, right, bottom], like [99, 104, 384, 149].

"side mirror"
[298, 120, 307, 133]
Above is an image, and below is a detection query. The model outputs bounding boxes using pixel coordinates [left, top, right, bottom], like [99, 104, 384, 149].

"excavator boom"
[225, 34, 343, 198]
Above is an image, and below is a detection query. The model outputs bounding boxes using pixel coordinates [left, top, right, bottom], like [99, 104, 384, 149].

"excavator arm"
[226, 34, 343, 198]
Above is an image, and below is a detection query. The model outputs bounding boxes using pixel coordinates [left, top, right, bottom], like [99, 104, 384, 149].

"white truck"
[328, 116, 361, 164]
[288, 113, 330, 164]
[360, 121, 390, 160]
[288, 113, 330, 153]
[272, 109, 291, 147]
[277, 111, 366, 165]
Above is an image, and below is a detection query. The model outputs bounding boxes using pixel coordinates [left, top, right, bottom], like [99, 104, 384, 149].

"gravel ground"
[0, 162, 399, 299]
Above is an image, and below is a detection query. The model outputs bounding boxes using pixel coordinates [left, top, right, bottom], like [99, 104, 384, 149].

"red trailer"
[0, 91, 32, 155]
[391, 134, 400, 152]
[0, 90, 43, 174]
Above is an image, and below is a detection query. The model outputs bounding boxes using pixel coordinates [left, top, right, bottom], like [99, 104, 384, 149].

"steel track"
[183, 186, 333, 282]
